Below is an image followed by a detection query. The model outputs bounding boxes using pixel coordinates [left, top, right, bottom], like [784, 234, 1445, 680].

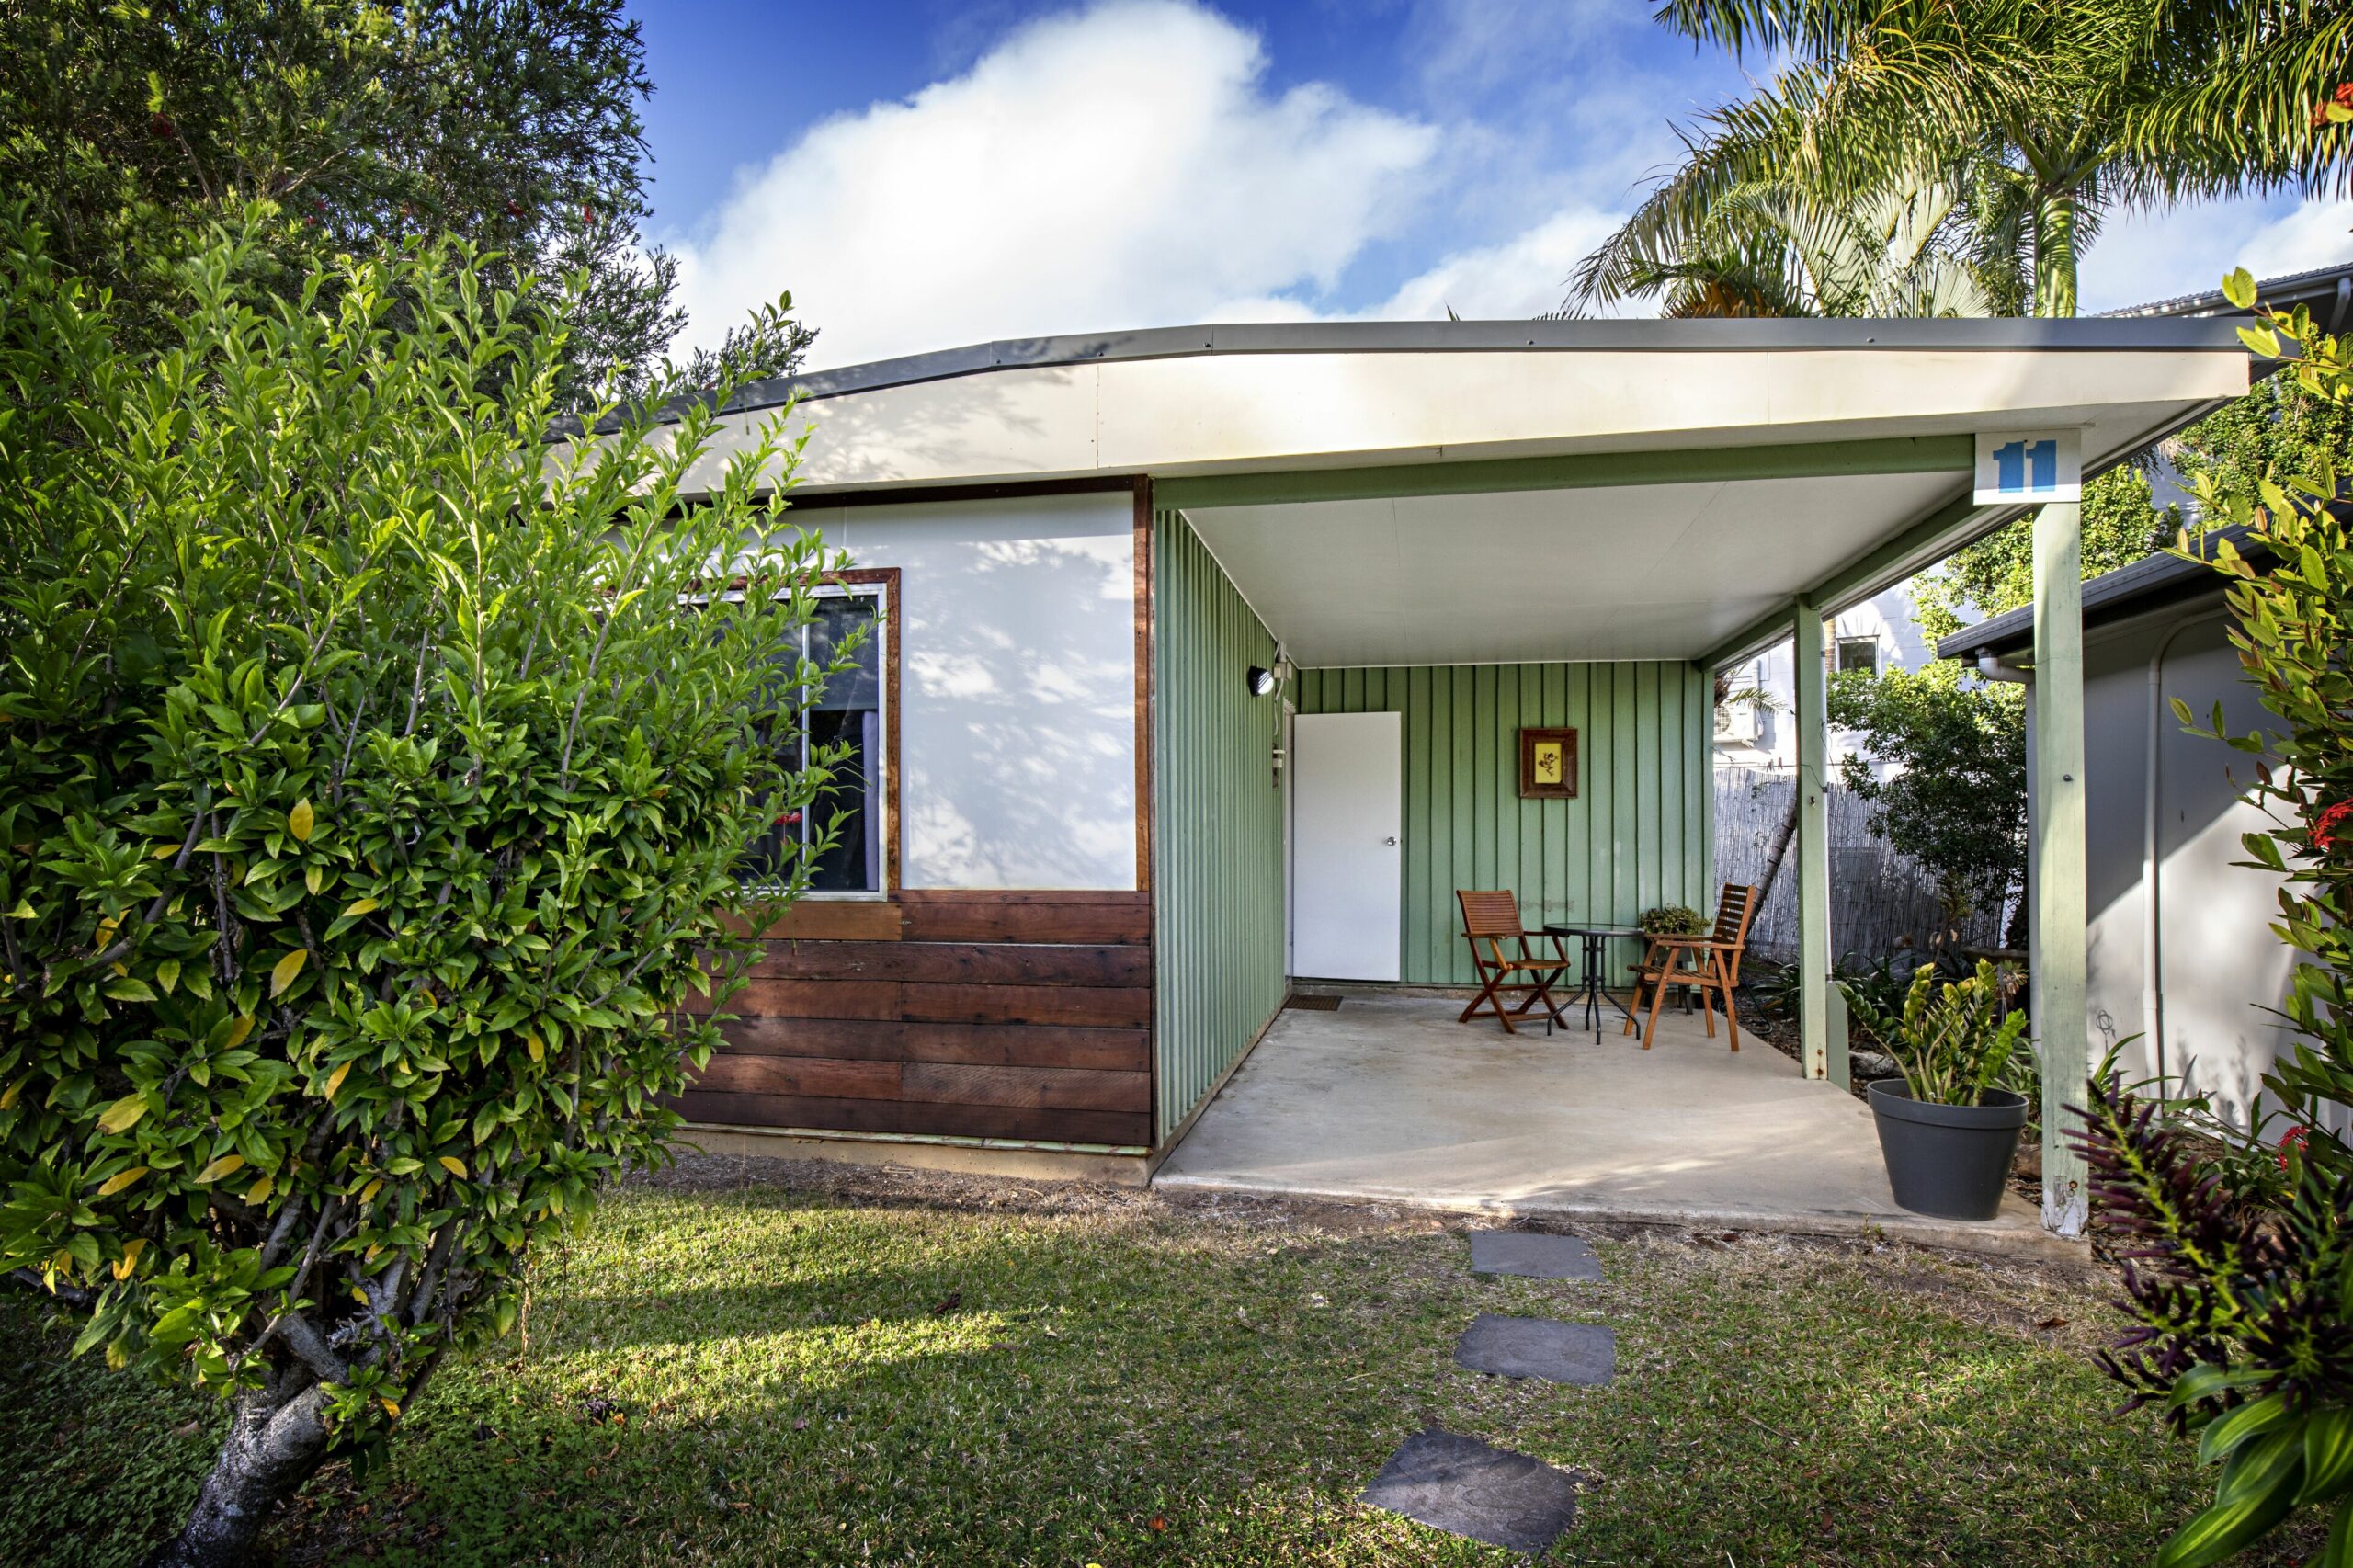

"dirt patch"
[631, 1148, 2106, 1290]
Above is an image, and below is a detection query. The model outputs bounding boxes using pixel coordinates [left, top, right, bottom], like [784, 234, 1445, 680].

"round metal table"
[1541, 924, 1643, 1041]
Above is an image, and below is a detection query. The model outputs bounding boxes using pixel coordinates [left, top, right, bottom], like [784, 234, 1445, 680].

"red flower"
[2315, 800, 2353, 852]
[2316, 85, 2353, 127]
[2279, 1124, 2310, 1170]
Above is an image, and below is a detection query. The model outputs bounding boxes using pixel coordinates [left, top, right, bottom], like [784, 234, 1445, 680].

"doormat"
[1285, 994, 1343, 1012]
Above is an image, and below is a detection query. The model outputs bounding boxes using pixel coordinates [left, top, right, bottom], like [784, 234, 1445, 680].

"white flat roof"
[641, 319, 2249, 665]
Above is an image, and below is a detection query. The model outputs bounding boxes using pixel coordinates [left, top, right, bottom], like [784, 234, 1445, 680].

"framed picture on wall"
[1518, 727, 1578, 800]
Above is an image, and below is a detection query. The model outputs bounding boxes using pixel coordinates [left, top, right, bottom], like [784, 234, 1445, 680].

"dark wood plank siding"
[681, 891, 1154, 1147]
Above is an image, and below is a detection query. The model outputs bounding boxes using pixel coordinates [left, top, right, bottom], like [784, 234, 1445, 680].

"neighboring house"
[634, 315, 2245, 1233]
[2105, 258, 2353, 330]
[1936, 531, 2327, 1137]
[1714, 582, 1934, 777]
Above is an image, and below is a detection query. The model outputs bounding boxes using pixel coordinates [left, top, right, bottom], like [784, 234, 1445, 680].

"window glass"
[1836, 636, 1880, 676]
[745, 590, 883, 893]
[808, 597, 881, 711]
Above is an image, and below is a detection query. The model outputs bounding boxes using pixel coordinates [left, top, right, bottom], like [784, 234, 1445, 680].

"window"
[750, 586, 889, 894]
[1835, 635, 1880, 676]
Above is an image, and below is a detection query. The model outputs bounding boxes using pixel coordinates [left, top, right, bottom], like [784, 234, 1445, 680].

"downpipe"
[2143, 613, 2223, 1104]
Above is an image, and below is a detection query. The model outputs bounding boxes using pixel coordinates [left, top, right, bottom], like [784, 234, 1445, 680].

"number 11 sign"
[1973, 430, 2082, 506]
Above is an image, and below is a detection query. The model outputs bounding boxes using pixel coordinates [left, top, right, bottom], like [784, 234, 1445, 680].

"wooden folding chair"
[1456, 891, 1572, 1035]
[1624, 883, 1758, 1051]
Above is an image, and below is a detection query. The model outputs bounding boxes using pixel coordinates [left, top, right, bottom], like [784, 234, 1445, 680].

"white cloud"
[2078, 195, 2353, 313]
[667, 1, 1438, 369]
[1361, 208, 1630, 320]
[1208, 208, 1636, 324]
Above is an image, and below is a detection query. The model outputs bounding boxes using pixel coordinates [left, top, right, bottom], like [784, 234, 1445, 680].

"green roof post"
[1793, 597, 1832, 1084]
[2031, 498, 2090, 1235]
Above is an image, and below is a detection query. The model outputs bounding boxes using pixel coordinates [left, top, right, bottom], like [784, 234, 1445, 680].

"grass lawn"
[2, 1156, 2324, 1567]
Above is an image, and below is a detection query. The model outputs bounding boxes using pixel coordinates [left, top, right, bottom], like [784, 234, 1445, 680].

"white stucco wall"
[791, 490, 1137, 891]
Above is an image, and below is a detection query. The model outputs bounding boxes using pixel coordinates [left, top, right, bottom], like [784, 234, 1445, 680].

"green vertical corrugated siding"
[1152, 513, 1286, 1141]
[1296, 662, 1712, 986]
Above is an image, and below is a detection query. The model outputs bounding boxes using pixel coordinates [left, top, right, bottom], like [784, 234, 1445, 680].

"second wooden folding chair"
[1625, 882, 1758, 1050]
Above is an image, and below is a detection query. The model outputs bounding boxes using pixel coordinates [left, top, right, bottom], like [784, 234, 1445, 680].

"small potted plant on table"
[1846, 960, 2032, 1221]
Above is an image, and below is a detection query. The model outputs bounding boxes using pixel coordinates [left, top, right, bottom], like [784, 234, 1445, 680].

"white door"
[1292, 710, 1403, 981]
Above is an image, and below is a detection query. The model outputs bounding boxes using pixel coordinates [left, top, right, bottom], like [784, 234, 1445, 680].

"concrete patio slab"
[1154, 994, 2064, 1257]
[1469, 1229, 1602, 1280]
[1359, 1428, 1580, 1553]
[1454, 1314, 1616, 1385]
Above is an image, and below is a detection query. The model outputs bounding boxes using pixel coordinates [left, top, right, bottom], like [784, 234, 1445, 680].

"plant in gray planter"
[1845, 960, 2033, 1220]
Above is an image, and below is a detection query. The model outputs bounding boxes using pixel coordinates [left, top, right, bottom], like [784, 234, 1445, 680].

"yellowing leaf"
[289, 800, 314, 842]
[360, 1178, 383, 1204]
[380, 1396, 401, 1419]
[526, 1030, 544, 1063]
[269, 949, 308, 996]
[151, 841, 179, 859]
[324, 1061, 351, 1100]
[113, 1238, 146, 1279]
[244, 1175, 274, 1204]
[341, 897, 380, 918]
[193, 1153, 245, 1185]
[0, 1078, 21, 1110]
[6, 899, 33, 918]
[225, 1014, 255, 1049]
[155, 959, 180, 994]
[97, 1095, 148, 1134]
[438, 1155, 468, 1179]
[97, 1165, 148, 1197]
[304, 864, 323, 895]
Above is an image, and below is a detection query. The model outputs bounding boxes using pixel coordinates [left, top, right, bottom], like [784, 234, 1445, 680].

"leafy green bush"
[1828, 665, 2028, 936]
[1841, 959, 2029, 1107]
[2075, 272, 2353, 1568]
[1637, 904, 1705, 937]
[0, 211, 839, 1566]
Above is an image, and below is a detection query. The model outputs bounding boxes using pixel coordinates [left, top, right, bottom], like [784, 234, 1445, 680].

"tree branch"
[274, 1311, 352, 1384]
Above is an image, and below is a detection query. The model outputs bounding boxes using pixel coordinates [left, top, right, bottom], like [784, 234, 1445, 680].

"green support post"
[1793, 597, 1832, 1083]
[1827, 978, 1851, 1092]
[2031, 500, 2090, 1234]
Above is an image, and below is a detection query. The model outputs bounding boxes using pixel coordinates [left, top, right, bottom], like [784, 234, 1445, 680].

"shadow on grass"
[5, 1177, 2324, 1568]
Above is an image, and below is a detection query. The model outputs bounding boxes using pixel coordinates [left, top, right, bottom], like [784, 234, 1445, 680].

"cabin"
[662, 318, 2249, 1234]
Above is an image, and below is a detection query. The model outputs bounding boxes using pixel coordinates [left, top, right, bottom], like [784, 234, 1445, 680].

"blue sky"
[627, 0, 2353, 370]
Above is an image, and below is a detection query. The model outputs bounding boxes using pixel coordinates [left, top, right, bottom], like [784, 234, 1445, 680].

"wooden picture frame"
[1518, 726, 1578, 800]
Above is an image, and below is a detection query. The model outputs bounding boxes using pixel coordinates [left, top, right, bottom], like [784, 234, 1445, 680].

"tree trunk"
[2033, 189, 2079, 320]
[144, 1376, 334, 1568]
[1755, 791, 1800, 911]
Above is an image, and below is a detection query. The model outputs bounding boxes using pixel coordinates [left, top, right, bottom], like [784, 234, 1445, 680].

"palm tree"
[1583, 157, 2004, 317]
[1574, 0, 2353, 320]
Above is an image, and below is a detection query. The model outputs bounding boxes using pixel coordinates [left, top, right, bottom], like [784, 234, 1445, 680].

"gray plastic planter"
[1867, 1081, 2028, 1221]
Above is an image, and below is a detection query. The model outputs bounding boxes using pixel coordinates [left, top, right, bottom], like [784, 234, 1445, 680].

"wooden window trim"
[827, 567, 903, 896]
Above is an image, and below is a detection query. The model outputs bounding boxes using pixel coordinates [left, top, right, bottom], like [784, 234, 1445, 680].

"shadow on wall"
[821, 491, 1138, 891]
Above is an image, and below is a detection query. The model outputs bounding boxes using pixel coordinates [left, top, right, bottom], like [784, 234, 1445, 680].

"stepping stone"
[1360, 1427, 1580, 1553]
[1455, 1313, 1616, 1385]
[1469, 1229, 1601, 1280]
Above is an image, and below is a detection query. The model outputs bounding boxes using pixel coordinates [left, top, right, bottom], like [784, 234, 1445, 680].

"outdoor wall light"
[1246, 665, 1278, 698]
